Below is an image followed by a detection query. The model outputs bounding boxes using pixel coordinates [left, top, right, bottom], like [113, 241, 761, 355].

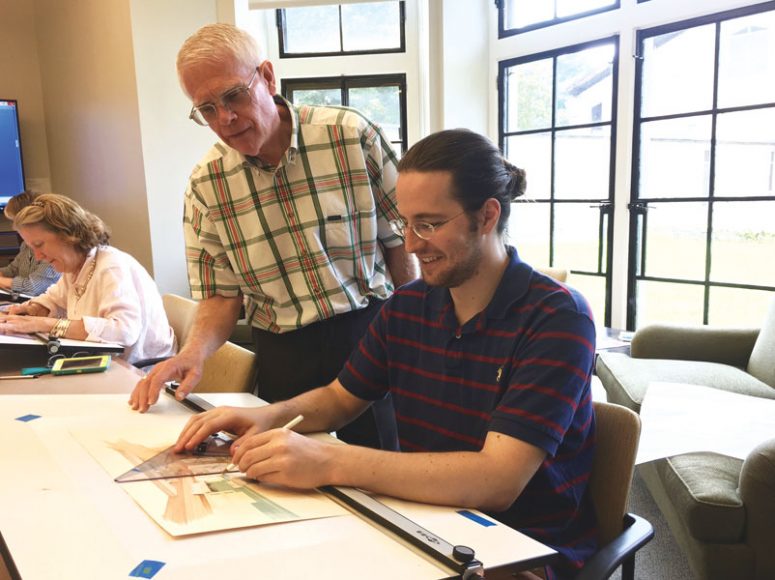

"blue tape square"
[15, 414, 41, 423]
[129, 560, 165, 578]
[457, 509, 496, 527]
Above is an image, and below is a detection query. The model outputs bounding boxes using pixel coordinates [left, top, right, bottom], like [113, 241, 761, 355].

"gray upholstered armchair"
[596, 297, 775, 579]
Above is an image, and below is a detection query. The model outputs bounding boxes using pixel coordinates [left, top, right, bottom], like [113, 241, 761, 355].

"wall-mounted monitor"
[0, 99, 26, 210]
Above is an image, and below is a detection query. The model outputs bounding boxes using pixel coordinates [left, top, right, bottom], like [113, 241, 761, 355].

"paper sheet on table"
[72, 417, 346, 537]
[0, 331, 123, 351]
[636, 382, 775, 464]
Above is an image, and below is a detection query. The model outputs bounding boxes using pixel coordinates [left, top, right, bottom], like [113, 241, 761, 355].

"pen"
[224, 414, 304, 473]
[0, 374, 41, 380]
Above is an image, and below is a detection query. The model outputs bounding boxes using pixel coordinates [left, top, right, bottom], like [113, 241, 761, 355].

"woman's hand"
[5, 301, 50, 316]
[0, 314, 56, 335]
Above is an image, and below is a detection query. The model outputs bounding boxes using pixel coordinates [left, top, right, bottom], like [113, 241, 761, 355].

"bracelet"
[50, 318, 63, 338]
[50, 318, 71, 339]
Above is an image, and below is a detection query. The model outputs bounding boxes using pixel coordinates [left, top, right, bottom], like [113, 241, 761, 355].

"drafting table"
[0, 367, 558, 579]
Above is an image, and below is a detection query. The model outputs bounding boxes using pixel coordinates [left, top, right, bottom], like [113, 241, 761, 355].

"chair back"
[589, 401, 642, 545]
[199, 340, 256, 394]
[161, 294, 255, 393]
[535, 266, 569, 283]
[161, 294, 197, 347]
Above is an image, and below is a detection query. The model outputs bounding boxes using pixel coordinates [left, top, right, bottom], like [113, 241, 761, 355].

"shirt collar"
[277, 94, 300, 158]
[423, 246, 532, 324]
[483, 246, 532, 320]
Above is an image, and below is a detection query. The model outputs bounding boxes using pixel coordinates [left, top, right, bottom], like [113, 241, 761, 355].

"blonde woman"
[0, 193, 175, 364]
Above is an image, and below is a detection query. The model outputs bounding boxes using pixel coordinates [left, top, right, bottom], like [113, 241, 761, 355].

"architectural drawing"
[72, 425, 346, 536]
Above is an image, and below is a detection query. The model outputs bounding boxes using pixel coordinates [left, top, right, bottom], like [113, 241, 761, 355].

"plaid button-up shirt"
[183, 97, 403, 333]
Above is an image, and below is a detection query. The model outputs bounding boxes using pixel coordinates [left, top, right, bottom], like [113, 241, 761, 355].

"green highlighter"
[20, 367, 52, 376]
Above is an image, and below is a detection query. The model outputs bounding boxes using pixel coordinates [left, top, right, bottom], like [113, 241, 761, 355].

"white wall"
[0, 0, 51, 194]
[33, 0, 152, 269]
[433, 0, 489, 134]
[12, 0, 220, 295]
[129, 0, 219, 295]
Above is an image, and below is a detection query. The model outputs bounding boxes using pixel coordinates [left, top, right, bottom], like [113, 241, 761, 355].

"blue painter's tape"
[457, 510, 496, 527]
[129, 560, 165, 578]
[15, 414, 41, 423]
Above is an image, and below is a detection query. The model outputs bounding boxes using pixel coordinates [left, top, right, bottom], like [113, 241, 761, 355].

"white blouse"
[31, 246, 176, 364]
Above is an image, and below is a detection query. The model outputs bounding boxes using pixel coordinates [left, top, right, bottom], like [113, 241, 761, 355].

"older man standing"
[130, 23, 416, 449]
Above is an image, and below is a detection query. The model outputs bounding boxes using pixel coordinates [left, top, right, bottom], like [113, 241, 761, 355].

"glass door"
[629, 4, 775, 328]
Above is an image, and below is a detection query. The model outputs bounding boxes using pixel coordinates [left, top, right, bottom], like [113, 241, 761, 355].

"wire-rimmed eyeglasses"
[189, 68, 259, 126]
[389, 211, 467, 241]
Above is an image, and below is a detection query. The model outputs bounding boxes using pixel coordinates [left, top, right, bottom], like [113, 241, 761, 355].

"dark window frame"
[627, 0, 775, 328]
[281, 73, 408, 154]
[277, 2, 406, 59]
[498, 36, 620, 326]
[496, 0, 620, 38]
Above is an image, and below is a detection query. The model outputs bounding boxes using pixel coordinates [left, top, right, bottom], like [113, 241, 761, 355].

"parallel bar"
[321, 485, 483, 578]
[164, 383, 213, 413]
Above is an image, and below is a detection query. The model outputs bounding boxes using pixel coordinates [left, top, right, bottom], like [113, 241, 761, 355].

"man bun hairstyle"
[397, 128, 527, 234]
[505, 162, 527, 202]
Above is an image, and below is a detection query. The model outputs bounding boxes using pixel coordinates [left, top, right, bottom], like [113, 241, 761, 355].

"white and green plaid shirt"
[183, 97, 403, 333]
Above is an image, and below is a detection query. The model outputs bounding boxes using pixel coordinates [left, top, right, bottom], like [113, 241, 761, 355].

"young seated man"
[173, 129, 598, 579]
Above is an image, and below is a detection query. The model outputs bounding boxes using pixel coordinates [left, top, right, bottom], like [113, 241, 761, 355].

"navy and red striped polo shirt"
[338, 247, 598, 578]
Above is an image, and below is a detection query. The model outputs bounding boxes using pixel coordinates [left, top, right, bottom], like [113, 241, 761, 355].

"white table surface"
[0, 387, 557, 579]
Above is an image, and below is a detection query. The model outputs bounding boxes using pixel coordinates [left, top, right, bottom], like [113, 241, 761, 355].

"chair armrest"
[740, 438, 775, 579]
[631, 324, 759, 367]
[132, 356, 172, 371]
[574, 513, 654, 580]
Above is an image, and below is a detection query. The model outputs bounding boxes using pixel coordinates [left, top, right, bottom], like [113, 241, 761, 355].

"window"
[499, 39, 618, 324]
[278, 1, 405, 58]
[282, 74, 407, 154]
[498, 0, 619, 37]
[629, 3, 775, 328]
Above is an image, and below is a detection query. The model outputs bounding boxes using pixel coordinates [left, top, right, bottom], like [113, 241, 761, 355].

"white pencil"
[224, 414, 304, 473]
[281, 414, 305, 431]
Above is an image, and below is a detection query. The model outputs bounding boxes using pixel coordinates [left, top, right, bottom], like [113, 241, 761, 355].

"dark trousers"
[252, 299, 398, 450]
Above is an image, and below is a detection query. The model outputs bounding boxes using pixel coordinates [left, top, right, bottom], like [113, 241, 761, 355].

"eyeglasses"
[189, 68, 259, 126]
[389, 211, 467, 241]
